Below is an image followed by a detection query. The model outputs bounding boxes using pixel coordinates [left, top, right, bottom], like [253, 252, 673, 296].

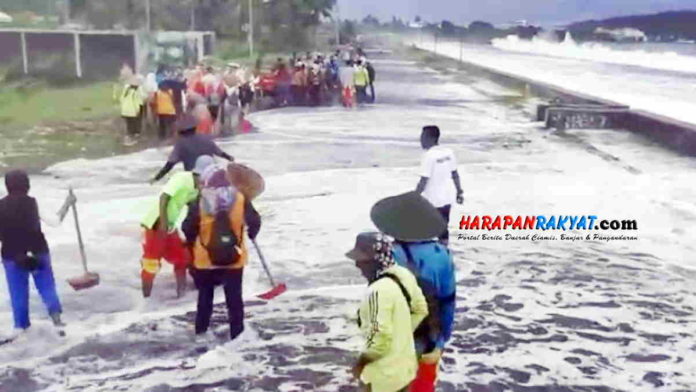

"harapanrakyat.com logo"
[457, 215, 638, 242]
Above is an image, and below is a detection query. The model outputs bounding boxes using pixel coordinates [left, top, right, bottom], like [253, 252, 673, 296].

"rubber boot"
[141, 271, 155, 298]
[175, 269, 187, 298]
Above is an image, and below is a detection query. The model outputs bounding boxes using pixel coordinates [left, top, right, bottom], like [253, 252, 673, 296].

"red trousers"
[141, 229, 190, 277]
[409, 362, 438, 392]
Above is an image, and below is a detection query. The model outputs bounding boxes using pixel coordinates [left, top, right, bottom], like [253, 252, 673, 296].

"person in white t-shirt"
[416, 125, 464, 245]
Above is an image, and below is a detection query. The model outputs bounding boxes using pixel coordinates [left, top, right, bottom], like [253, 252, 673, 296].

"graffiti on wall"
[547, 110, 611, 130]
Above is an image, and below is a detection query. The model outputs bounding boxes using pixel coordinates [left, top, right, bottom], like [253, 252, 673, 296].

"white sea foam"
[412, 37, 696, 126]
[492, 34, 696, 75]
[0, 57, 694, 390]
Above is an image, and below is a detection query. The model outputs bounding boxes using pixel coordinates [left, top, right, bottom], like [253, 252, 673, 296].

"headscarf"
[200, 165, 237, 215]
[372, 232, 395, 275]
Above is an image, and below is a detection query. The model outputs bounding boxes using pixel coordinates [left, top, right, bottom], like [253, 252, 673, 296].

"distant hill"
[568, 10, 696, 41]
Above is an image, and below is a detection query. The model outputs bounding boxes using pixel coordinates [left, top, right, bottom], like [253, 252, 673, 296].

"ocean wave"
[492, 34, 696, 74]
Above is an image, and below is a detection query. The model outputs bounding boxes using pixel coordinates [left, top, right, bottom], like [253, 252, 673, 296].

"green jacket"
[358, 265, 428, 392]
[141, 172, 199, 230]
[119, 85, 144, 118]
[354, 67, 371, 87]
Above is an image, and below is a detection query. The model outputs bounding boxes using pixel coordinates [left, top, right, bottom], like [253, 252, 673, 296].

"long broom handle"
[251, 238, 276, 287]
[70, 189, 89, 273]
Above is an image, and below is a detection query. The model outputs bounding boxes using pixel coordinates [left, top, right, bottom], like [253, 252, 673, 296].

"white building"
[595, 27, 647, 42]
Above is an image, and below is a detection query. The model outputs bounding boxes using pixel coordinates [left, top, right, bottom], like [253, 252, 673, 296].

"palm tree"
[294, 0, 336, 26]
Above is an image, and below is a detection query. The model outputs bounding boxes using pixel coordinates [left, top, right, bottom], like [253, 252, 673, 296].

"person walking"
[118, 75, 145, 145]
[0, 170, 66, 336]
[154, 83, 178, 140]
[366, 61, 376, 103]
[291, 62, 307, 106]
[307, 62, 323, 107]
[347, 232, 428, 392]
[205, 73, 227, 124]
[354, 60, 371, 105]
[150, 115, 234, 184]
[182, 165, 261, 340]
[394, 237, 456, 392]
[370, 191, 456, 392]
[140, 156, 214, 298]
[274, 60, 292, 107]
[415, 126, 464, 245]
[339, 60, 356, 108]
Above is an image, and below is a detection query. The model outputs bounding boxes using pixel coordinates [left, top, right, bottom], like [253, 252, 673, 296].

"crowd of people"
[0, 122, 462, 392]
[115, 47, 377, 145]
[2, 37, 467, 391]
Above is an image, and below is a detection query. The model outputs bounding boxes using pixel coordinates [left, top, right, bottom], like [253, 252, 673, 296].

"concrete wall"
[420, 45, 696, 156]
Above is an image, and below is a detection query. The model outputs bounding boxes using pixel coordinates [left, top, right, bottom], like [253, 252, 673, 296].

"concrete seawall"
[415, 44, 696, 156]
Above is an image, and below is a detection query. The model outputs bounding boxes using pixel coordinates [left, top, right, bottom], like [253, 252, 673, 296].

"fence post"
[20, 32, 28, 74]
[133, 33, 141, 75]
[74, 32, 83, 78]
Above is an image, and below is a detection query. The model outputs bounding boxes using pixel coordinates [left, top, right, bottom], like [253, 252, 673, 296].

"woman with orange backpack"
[182, 164, 261, 340]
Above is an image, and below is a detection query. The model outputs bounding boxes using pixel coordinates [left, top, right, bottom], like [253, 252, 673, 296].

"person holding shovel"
[0, 170, 68, 336]
[140, 155, 215, 298]
[182, 164, 261, 341]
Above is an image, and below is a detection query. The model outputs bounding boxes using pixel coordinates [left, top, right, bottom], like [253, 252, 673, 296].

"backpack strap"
[376, 273, 412, 312]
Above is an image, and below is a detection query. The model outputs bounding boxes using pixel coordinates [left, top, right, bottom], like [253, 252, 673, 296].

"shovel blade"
[67, 272, 100, 291]
[257, 283, 287, 300]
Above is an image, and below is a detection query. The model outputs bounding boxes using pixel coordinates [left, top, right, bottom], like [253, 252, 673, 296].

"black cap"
[370, 192, 446, 241]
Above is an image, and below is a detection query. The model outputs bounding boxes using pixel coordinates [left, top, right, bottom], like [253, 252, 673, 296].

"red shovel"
[251, 239, 286, 300]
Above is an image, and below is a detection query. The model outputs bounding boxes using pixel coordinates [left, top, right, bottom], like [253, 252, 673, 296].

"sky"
[337, 0, 696, 27]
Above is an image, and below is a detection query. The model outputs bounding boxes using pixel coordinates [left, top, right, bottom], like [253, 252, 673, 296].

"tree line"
[0, 0, 338, 50]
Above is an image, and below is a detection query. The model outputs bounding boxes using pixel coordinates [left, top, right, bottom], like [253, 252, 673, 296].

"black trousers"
[291, 86, 305, 106]
[355, 86, 368, 104]
[308, 84, 321, 106]
[158, 115, 176, 139]
[124, 116, 141, 136]
[208, 105, 220, 121]
[437, 205, 451, 243]
[369, 83, 375, 103]
[193, 268, 244, 339]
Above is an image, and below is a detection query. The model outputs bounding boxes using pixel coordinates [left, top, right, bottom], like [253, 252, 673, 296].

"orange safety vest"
[192, 192, 248, 270]
[155, 89, 177, 116]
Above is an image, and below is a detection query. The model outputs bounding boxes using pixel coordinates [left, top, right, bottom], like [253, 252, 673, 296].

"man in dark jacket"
[150, 115, 234, 183]
[0, 170, 64, 333]
[366, 62, 376, 103]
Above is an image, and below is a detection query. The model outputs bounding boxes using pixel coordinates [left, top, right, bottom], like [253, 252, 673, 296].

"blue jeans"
[3, 254, 62, 329]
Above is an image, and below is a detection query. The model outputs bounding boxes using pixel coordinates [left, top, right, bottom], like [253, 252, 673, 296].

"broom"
[251, 239, 286, 300]
[64, 188, 100, 291]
